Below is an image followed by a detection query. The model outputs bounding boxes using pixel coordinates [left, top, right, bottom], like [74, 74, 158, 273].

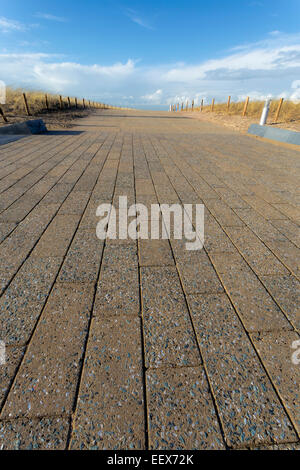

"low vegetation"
[197, 99, 300, 124]
[1, 87, 99, 117]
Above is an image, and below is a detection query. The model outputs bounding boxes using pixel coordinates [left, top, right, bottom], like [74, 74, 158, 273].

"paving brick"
[0, 222, 16, 243]
[272, 203, 300, 224]
[40, 183, 73, 205]
[225, 226, 289, 276]
[264, 239, 300, 278]
[0, 345, 25, 409]
[260, 275, 300, 331]
[138, 239, 174, 266]
[59, 229, 104, 282]
[135, 179, 156, 196]
[18, 203, 60, 236]
[31, 214, 80, 258]
[254, 442, 300, 450]
[0, 199, 37, 224]
[141, 266, 201, 368]
[187, 293, 245, 347]
[243, 195, 288, 220]
[204, 217, 236, 253]
[171, 240, 224, 294]
[251, 330, 300, 436]
[210, 252, 292, 332]
[70, 316, 145, 450]
[1, 283, 94, 418]
[94, 244, 139, 316]
[0, 257, 62, 345]
[271, 219, 300, 248]
[234, 208, 287, 242]
[200, 335, 297, 447]
[214, 187, 250, 209]
[204, 199, 245, 227]
[0, 417, 69, 449]
[147, 367, 225, 450]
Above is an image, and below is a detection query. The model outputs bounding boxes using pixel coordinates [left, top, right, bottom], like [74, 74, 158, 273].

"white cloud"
[125, 9, 153, 30]
[0, 17, 26, 33]
[142, 89, 163, 103]
[34, 13, 68, 23]
[1, 32, 300, 107]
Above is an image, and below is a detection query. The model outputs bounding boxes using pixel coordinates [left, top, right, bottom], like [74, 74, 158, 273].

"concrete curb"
[0, 119, 47, 136]
[248, 124, 300, 146]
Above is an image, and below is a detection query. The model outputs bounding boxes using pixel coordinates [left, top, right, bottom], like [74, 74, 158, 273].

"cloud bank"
[0, 31, 300, 108]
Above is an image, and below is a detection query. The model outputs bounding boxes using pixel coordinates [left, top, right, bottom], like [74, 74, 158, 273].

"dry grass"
[194, 99, 300, 124]
[0, 87, 131, 129]
[2, 87, 93, 116]
[0, 87, 103, 129]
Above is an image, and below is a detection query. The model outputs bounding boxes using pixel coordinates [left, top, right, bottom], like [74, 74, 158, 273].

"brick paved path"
[0, 110, 299, 450]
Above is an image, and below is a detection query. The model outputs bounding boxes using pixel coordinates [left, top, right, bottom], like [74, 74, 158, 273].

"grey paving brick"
[70, 316, 145, 450]
[147, 367, 225, 450]
[141, 266, 201, 368]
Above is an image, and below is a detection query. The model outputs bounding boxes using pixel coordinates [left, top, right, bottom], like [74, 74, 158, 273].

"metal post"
[260, 99, 271, 126]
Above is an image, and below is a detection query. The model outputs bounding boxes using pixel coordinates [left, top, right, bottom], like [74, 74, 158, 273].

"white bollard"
[260, 99, 271, 126]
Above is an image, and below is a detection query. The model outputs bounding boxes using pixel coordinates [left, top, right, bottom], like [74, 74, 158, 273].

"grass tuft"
[193, 99, 300, 123]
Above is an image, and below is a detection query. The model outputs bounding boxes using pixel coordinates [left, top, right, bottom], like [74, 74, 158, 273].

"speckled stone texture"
[141, 266, 201, 368]
[147, 367, 225, 450]
[251, 330, 300, 435]
[0, 282, 94, 418]
[0, 109, 299, 450]
[70, 316, 145, 450]
[0, 417, 70, 449]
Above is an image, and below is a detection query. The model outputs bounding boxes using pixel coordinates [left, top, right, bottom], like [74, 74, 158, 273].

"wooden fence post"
[75, 97, 78, 109]
[243, 96, 249, 117]
[45, 94, 49, 111]
[186, 101, 188, 111]
[227, 95, 231, 111]
[192, 99, 194, 111]
[59, 95, 63, 110]
[68, 97, 71, 108]
[0, 106, 8, 123]
[181, 102, 183, 111]
[211, 98, 215, 112]
[275, 98, 284, 122]
[83, 98, 85, 109]
[201, 99, 203, 112]
[23, 93, 31, 116]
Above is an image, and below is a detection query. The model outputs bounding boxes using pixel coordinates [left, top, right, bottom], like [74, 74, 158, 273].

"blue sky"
[1, 0, 300, 109]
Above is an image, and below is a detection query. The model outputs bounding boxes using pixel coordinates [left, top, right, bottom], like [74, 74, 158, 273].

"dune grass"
[0, 87, 111, 120]
[192, 99, 300, 124]
[4, 88, 81, 115]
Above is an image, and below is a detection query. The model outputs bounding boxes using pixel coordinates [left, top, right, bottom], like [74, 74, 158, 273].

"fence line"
[0, 90, 131, 124]
[170, 96, 289, 123]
